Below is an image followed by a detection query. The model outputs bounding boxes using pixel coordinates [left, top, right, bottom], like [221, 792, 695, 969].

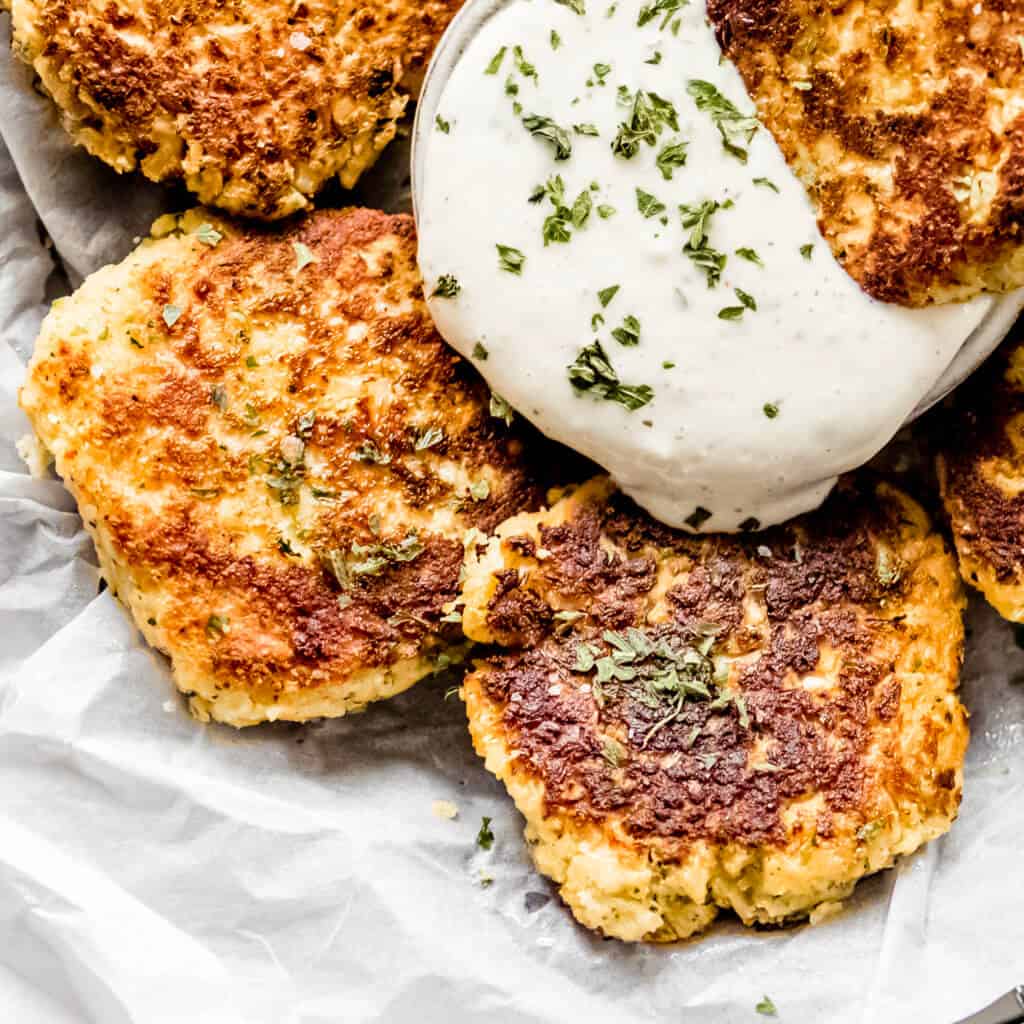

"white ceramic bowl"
[411, 0, 1024, 423]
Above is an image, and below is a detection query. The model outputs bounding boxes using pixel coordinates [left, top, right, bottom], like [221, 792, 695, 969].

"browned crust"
[11, 0, 462, 216]
[468, 477, 965, 850]
[708, 0, 1024, 305]
[936, 328, 1024, 611]
[20, 207, 568, 720]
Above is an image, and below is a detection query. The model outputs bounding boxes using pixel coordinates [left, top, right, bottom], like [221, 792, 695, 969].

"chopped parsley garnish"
[592, 313, 605, 330]
[543, 214, 572, 245]
[755, 995, 778, 1017]
[592, 62, 612, 86]
[476, 817, 495, 850]
[484, 46, 506, 74]
[611, 314, 641, 346]
[687, 79, 759, 162]
[472, 341, 489, 360]
[736, 287, 757, 310]
[513, 45, 538, 82]
[636, 188, 666, 219]
[353, 440, 391, 465]
[598, 284, 620, 307]
[245, 355, 258, 368]
[210, 384, 228, 411]
[637, 0, 689, 29]
[572, 626, 728, 746]
[645, 50, 663, 65]
[550, 30, 562, 49]
[601, 737, 625, 767]
[496, 244, 526, 274]
[680, 199, 726, 287]
[567, 340, 653, 411]
[735, 247, 763, 267]
[800, 243, 815, 259]
[322, 531, 424, 588]
[490, 393, 515, 425]
[718, 305, 745, 321]
[292, 241, 315, 270]
[205, 614, 228, 639]
[655, 139, 688, 180]
[597, 204, 617, 218]
[554, 0, 586, 13]
[435, 114, 450, 133]
[196, 223, 223, 246]
[266, 435, 305, 504]
[162, 303, 182, 328]
[574, 122, 600, 136]
[431, 274, 460, 298]
[763, 402, 780, 418]
[522, 113, 572, 160]
[572, 189, 593, 226]
[415, 426, 444, 451]
[612, 89, 678, 159]
[753, 176, 779, 192]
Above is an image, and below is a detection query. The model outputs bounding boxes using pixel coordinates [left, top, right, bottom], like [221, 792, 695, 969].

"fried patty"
[19, 207, 558, 727]
[8, 0, 460, 218]
[707, 0, 1024, 305]
[937, 331, 1024, 619]
[459, 476, 967, 942]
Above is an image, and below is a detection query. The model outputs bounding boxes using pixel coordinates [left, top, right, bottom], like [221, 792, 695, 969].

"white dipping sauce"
[417, 0, 992, 531]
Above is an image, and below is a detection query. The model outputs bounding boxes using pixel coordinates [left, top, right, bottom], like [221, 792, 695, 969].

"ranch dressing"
[416, 0, 992, 531]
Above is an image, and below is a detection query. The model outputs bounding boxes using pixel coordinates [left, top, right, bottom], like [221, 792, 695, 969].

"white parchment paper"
[1, 19, 1022, 1022]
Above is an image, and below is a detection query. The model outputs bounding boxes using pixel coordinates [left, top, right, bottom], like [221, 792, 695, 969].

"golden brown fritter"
[459, 476, 967, 942]
[707, 0, 1024, 305]
[19, 207, 561, 727]
[8, 0, 461, 218]
[937, 329, 1024, 619]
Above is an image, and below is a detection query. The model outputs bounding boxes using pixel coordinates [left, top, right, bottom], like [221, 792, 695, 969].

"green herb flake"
[162, 304, 182, 328]
[735, 287, 757, 311]
[522, 113, 572, 159]
[431, 274, 460, 298]
[763, 402, 780, 419]
[571, 189, 593, 228]
[476, 816, 496, 850]
[637, 0, 689, 29]
[472, 341, 489, 360]
[205, 614, 228, 639]
[190, 487, 221, 499]
[490, 393, 515, 426]
[686, 79, 759, 162]
[752, 176, 779, 192]
[415, 426, 444, 451]
[598, 284, 620, 307]
[210, 384, 228, 411]
[513, 45, 538, 82]
[612, 89, 679, 159]
[245, 355, 258, 368]
[567, 340, 653, 411]
[601, 737, 625, 768]
[484, 46, 507, 74]
[554, 0, 586, 13]
[655, 139, 689, 180]
[735, 247, 763, 267]
[680, 199, 727, 287]
[611, 314, 641, 347]
[645, 50, 663, 65]
[196, 223, 223, 247]
[597, 204, 617, 219]
[755, 995, 778, 1017]
[636, 188, 666, 219]
[591, 312, 605, 331]
[543, 214, 572, 246]
[800, 243, 815, 260]
[497, 244, 526, 274]
[574, 122, 600, 136]
[353, 440, 391, 465]
[435, 114, 451, 134]
[468, 479, 491, 501]
[292, 242, 315, 271]
[550, 30, 562, 49]
[592, 62, 612, 85]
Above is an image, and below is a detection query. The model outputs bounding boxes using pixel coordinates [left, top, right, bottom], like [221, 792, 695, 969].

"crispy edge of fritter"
[707, 0, 1024, 305]
[459, 477, 967, 941]
[10, 0, 461, 217]
[937, 336, 1024, 621]
[18, 206, 556, 727]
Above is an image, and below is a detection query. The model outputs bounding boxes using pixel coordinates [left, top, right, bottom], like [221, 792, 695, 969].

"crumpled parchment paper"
[1, 17, 1022, 1023]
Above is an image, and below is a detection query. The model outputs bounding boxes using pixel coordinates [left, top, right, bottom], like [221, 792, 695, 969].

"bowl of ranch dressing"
[411, 0, 1024, 532]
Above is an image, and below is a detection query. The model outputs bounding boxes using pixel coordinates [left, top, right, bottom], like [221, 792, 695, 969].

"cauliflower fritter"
[19, 207, 558, 727]
[707, 0, 1024, 305]
[8, 0, 461, 218]
[460, 477, 967, 942]
[937, 331, 1024, 620]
